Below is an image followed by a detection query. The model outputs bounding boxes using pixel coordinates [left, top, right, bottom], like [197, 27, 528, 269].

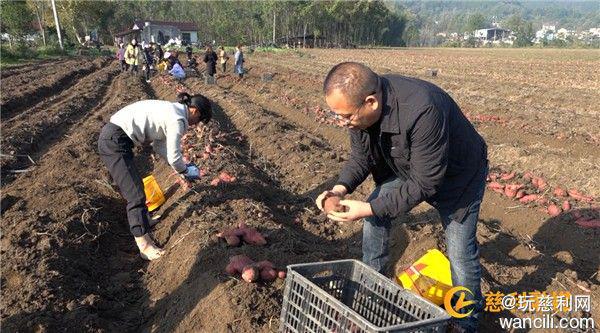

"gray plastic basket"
[279, 259, 450, 333]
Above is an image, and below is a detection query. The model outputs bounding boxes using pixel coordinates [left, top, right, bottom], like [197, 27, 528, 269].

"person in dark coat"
[154, 43, 164, 63]
[316, 62, 488, 333]
[186, 44, 193, 60]
[142, 45, 154, 83]
[202, 45, 218, 77]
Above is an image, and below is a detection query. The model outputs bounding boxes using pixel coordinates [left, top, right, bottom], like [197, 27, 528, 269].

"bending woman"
[98, 92, 212, 260]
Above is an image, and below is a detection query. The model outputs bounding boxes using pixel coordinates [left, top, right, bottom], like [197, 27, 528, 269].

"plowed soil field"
[1, 48, 598, 332]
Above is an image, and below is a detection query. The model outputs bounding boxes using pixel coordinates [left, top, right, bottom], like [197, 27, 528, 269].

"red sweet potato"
[226, 255, 254, 275]
[323, 195, 345, 214]
[230, 255, 254, 271]
[561, 200, 571, 211]
[260, 267, 278, 282]
[218, 171, 236, 183]
[278, 271, 287, 279]
[504, 184, 524, 198]
[217, 225, 246, 246]
[515, 189, 526, 199]
[554, 187, 567, 197]
[241, 228, 267, 246]
[532, 177, 547, 190]
[500, 172, 515, 181]
[225, 263, 237, 275]
[567, 189, 594, 203]
[547, 204, 561, 217]
[519, 194, 540, 204]
[224, 235, 240, 246]
[241, 265, 259, 282]
[504, 187, 517, 198]
[487, 182, 504, 190]
[523, 172, 534, 181]
[575, 218, 600, 228]
[256, 260, 274, 270]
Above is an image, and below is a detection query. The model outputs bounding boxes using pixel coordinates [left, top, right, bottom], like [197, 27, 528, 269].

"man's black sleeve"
[369, 105, 448, 219]
[336, 129, 371, 193]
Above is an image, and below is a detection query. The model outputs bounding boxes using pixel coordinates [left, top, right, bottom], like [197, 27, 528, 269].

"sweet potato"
[278, 270, 287, 279]
[487, 182, 504, 190]
[225, 263, 237, 275]
[242, 228, 267, 246]
[323, 195, 345, 214]
[547, 204, 561, 217]
[224, 235, 241, 246]
[256, 260, 274, 270]
[575, 218, 600, 228]
[523, 172, 534, 181]
[561, 200, 571, 211]
[210, 177, 220, 186]
[553, 187, 567, 197]
[504, 187, 517, 198]
[519, 194, 540, 204]
[218, 171, 236, 183]
[500, 172, 515, 181]
[219, 223, 267, 246]
[504, 184, 524, 198]
[217, 225, 246, 246]
[260, 267, 278, 282]
[241, 265, 259, 282]
[226, 255, 254, 275]
[532, 177, 547, 190]
[567, 189, 594, 203]
[515, 189, 526, 199]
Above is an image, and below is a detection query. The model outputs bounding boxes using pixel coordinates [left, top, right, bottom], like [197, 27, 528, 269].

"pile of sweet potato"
[217, 222, 267, 246]
[487, 169, 595, 218]
[225, 255, 286, 283]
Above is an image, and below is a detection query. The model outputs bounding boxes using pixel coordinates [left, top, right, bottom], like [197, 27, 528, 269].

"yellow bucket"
[397, 249, 453, 305]
[143, 175, 165, 212]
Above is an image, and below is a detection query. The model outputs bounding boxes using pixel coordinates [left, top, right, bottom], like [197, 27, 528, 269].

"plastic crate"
[279, 259, 450, 333]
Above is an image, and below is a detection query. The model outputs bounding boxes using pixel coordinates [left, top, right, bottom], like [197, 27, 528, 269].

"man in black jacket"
[316, 62, 488, 332]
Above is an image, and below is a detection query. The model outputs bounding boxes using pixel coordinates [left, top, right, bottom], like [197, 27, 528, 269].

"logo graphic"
[444, 286, 476, 318]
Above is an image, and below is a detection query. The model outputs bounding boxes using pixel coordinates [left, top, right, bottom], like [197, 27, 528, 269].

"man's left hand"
[327, 200, 373, 222]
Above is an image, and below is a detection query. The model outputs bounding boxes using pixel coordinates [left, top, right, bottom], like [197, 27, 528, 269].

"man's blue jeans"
[363, 178, 485, 332]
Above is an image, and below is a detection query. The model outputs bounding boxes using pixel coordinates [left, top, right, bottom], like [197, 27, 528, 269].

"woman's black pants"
[98, 123, 149, 237]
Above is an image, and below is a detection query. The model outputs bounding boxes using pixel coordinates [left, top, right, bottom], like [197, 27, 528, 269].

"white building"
[535, 24, 556, 43]
[473, 28, 511, 42]
[115, 20, 198, 46]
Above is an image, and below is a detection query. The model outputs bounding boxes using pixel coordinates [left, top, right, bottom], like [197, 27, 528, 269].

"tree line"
[1, 0, 596, 51]
[0, 0, 406, 48]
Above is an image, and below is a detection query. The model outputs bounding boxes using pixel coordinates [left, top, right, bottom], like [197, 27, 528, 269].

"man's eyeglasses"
[331, 88, 377, 126]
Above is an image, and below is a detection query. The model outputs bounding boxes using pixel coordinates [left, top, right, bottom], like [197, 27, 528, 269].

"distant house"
[114, 20, 198, 46]
[535, 24, 556, 43]
[473, 28, 511, 42]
